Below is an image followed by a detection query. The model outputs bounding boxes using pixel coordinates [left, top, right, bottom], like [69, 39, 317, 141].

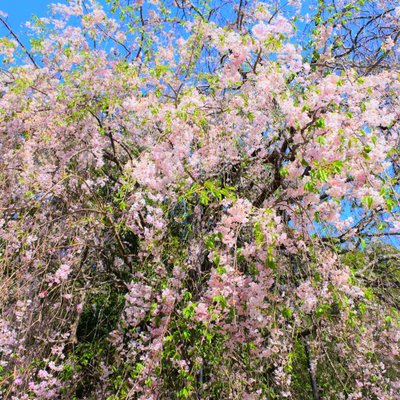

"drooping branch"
[304, 339, 320, 400]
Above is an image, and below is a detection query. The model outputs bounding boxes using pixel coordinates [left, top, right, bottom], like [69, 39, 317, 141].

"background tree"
[0, 0, 399, 399]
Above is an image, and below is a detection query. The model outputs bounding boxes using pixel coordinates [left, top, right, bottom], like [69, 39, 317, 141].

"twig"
[0, 17, 39, 68]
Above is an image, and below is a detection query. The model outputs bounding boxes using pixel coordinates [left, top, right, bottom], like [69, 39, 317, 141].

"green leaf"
[362, 195, 373, 209]
[282, 307, 293, 318]
[315, 118, 325, 129]
[199, 191, 209, 205]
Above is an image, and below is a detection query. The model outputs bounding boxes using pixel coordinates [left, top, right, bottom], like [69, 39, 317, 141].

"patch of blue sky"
[0, 0, 51, 35]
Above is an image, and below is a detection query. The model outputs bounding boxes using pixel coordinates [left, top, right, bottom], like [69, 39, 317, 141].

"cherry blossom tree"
[0, 0, 399, 399]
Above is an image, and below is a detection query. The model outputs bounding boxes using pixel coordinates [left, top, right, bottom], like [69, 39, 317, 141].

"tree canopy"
[0, 0, 399, 399]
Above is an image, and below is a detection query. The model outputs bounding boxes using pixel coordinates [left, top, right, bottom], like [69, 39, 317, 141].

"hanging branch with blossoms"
[0, 0, 399, 399]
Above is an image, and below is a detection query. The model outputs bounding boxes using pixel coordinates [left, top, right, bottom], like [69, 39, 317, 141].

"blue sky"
[1, 0, 314, 32]
[1, 0, 51, 31]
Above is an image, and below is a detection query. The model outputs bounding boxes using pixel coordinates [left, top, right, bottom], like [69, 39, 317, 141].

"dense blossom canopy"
[0, 0, 399, 399]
